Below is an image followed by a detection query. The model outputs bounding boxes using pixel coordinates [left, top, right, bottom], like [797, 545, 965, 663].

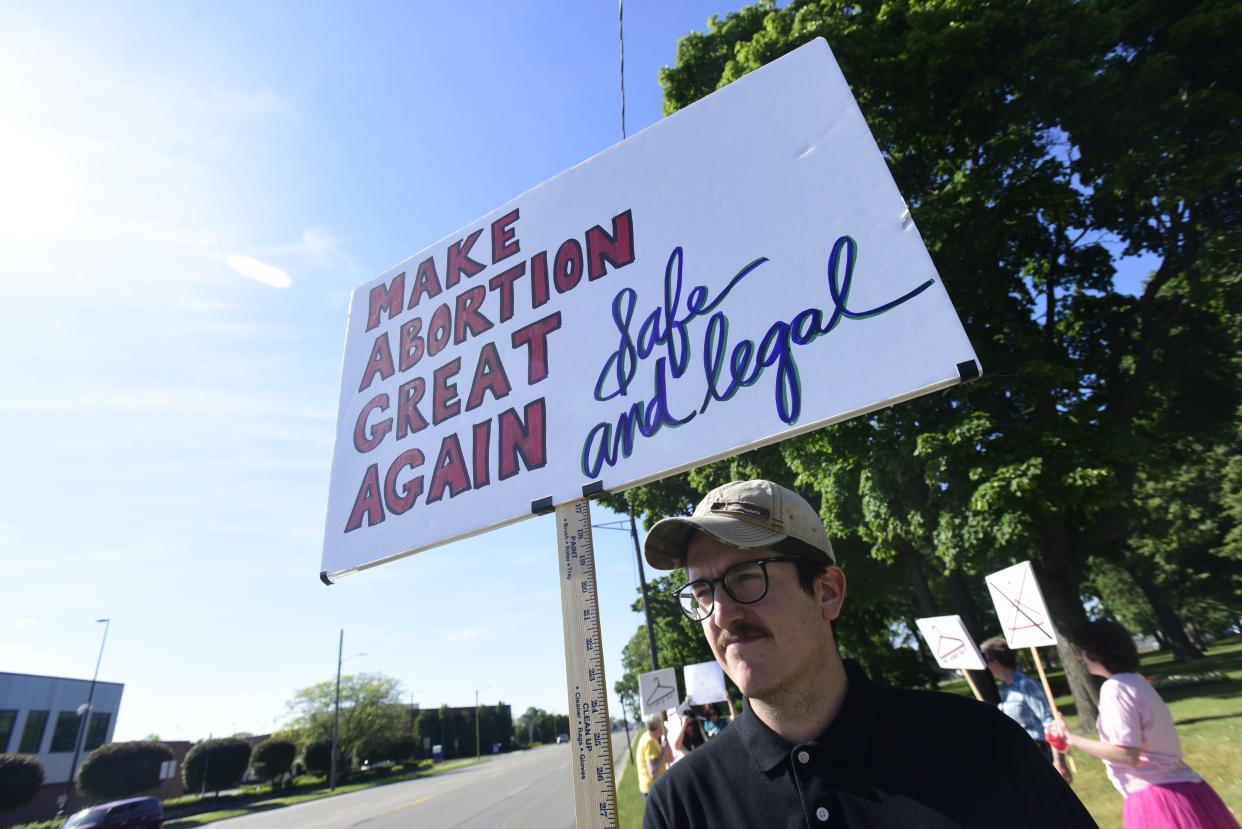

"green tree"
[618, 0, 1241, 730]
[283, 672, 406, 767]
[77, 741, 173, 802]
[251, 738, 297, 788]
[182, 738, 251, 796]
[0, 754, 44, 812]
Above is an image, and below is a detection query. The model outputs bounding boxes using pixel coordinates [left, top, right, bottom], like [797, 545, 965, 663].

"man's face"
[685, 534, 843, 701]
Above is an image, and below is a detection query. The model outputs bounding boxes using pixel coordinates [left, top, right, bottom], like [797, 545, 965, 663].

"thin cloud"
[444, 627, 484, 642]
[227, 255, 292, 288]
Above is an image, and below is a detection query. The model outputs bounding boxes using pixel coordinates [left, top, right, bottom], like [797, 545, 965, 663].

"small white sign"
[985, 561, 1058, 649]
[638, 668, 678, 717]
[915, 615, 986, 670]
[683, 660, 728, 704]
[320, 37, 980, 579]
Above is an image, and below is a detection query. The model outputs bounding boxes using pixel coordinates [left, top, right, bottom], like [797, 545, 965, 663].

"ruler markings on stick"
[556, 499, 617, 828]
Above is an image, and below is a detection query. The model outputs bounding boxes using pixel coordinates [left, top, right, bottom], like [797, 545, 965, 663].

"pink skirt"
[1124, 780, 1241, 829]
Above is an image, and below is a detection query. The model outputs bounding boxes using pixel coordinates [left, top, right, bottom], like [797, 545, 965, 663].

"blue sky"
[0, 0, 1159, 744]
[1, 0, 783, 742]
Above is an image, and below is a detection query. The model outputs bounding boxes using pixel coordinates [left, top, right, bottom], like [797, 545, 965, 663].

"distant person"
[636, 713, 672, 799]
[980, 635, 1071, 780]
[641, 479, 1095, 828]
[1048, 620, 1239, 829]
[673, 712, 705, 756]
[700, 703, 726, 739]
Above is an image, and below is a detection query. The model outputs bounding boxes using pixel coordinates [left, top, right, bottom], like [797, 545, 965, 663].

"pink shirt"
[1096, 672, 1200, 795]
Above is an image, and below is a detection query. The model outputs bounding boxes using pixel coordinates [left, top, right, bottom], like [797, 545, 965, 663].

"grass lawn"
[615, 739, 644, 829]
[614, 639, 1242, 829]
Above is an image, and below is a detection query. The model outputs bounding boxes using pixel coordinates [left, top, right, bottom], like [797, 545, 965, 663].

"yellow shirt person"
[636, 714, 671, 796]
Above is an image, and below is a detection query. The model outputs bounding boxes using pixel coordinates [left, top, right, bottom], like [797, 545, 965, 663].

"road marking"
[507, 783, 532, 796]
[351, 795, 435, 825]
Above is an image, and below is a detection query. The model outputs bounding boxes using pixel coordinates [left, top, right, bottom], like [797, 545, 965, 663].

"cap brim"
[644, 514, 788, 570]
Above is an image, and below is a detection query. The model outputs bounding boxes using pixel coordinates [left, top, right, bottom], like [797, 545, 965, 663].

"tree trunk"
[1127, 562, 1203, 661]
[896, 539, 938, 619]
[1033, 561, 1101, 731]
[946, 568, 999, 704]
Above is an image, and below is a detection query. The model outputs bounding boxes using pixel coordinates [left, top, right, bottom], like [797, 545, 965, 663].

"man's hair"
[1072, 619, 1140, 674]
[792, 555, 830, 596]
[644, 713, 664, 733]
[980, 635, 1017, 669]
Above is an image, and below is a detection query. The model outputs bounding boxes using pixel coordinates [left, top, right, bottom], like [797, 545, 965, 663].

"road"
[207, 732, 633, 829]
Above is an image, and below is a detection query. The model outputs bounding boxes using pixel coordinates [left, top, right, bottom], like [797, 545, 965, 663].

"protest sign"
[683, 660, 728, 705]
[638, 667, 678, 717]
[985, 561, 1057, 649]
[915, 615, 986, 671]
[320, 37, 980, 581]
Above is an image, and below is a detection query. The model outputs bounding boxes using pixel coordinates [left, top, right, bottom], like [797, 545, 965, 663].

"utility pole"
[64, 619, 109, 811]
[330, 630, 343, 791]
[629, 509, 659, 670]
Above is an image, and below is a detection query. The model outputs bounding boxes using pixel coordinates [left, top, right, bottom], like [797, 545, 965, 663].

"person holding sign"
[1047, 621, 1239, 829]
[641, 479, 1094, 828]
[980, 636, 1071, 781]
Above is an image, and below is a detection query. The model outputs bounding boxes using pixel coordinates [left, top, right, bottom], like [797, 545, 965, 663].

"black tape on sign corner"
[319, 570, 334, 586]
[581, 480, 605, 498]
[531, 496, 555, 516]
[956, 360, 981, 384]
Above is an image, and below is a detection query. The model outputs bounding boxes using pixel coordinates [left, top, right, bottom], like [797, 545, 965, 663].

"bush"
[0, 754, 45, 811]
[182, 738, 251, 795]
[78, 741, 173, 802]
[303, 740, 333, 776]
[251, 738, 296, 783]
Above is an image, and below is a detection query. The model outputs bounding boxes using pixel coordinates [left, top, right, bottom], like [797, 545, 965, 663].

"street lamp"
[474, 685, 493, 761]
[329, 630, 367, 791]
[63, 619, 109, 811]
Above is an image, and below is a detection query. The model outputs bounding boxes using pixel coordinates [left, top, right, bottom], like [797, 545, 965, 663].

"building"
[0, 671, 124, 826]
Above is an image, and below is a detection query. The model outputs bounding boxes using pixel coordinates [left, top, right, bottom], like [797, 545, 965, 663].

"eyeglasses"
[672, 556, 802, 621]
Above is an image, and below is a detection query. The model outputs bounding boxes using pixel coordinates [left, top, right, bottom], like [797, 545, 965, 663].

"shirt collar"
[733, 659, 879, 773]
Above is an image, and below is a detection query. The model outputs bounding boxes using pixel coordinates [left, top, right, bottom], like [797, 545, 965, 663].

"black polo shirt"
[643, 661, 1096, 828]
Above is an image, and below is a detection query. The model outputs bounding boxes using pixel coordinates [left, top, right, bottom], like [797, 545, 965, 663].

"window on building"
[19, 710, 50, 754]
[0, 710, 16, 753]
[84, 712, 111, 751]
[50, 711, 83, 753]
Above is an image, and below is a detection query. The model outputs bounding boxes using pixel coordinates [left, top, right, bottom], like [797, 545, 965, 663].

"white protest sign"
[321, 37, 980, 580]
[683, 660, 728, 704]
[985, 561, 1058, 649]
[638, 667, 678, 717]
[915, 615, 986, 671]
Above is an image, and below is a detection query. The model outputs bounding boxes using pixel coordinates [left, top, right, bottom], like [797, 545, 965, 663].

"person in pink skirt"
[1047, 620, 1239, 829]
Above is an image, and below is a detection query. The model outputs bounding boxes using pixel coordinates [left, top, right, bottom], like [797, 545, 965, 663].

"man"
[641, 479, 1095, 828]
[980, 635, 1071, 780]
[636, 712, 672, 799]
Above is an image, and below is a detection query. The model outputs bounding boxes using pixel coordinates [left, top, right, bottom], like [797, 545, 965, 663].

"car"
[556, 733, 569, 744]
[61, 796, 163, 829]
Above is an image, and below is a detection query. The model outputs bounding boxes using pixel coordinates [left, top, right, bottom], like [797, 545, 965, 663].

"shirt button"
[816, 806, 830, 821]
[797, 750, 811, 764]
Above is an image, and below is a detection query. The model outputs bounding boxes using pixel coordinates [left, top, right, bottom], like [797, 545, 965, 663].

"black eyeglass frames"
[672, 555, 802, 621]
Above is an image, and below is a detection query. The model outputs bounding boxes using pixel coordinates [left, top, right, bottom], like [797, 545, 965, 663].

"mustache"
[716, 621, 772, 650]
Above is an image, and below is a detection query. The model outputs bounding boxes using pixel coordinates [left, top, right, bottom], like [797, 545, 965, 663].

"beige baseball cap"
[644, 479, 835, 570]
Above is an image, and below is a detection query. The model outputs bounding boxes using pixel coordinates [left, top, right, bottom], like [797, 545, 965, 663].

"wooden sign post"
[554, 499, 617, 829]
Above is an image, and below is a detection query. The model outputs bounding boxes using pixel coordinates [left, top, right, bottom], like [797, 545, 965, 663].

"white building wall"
[0, 672, 124, 784]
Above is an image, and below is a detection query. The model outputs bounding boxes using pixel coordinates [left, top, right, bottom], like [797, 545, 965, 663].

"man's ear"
[817, 566, 847, 621]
